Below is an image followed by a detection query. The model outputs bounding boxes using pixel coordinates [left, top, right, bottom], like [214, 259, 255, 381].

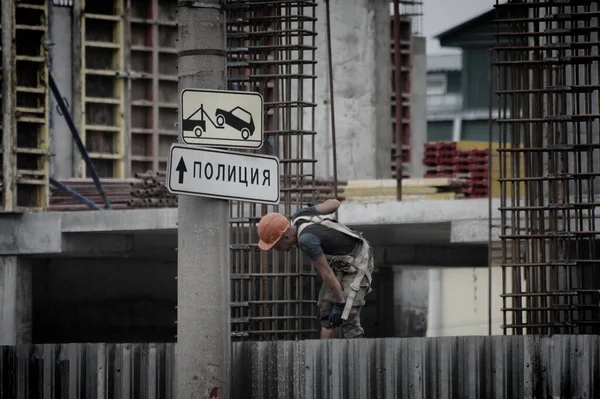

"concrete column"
[0, 257, 32, 345]
[176, 1, 231, 398]
[426, 267, 442, 337]
[311, 0, 392, 180]
[409, 36, 427, 178]
[49, 4, 74, 179]
[452, 115, 462, 141]
[392, 265, 428, 337]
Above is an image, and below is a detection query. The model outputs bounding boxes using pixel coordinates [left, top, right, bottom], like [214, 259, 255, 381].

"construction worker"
[257, 199, 374, 339]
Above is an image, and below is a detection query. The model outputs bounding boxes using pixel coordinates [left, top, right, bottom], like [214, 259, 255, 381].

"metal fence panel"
[2, 336, 600, 398]
[0, 343, 175, 399]
[232, 335, 600, 399]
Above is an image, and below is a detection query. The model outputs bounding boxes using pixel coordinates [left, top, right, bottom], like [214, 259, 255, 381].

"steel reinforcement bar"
[225, 0, 320, 341]
[494, 0, 600, 335]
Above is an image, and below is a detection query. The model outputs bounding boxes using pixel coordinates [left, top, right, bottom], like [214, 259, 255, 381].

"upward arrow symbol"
[175, 156, 187, 184]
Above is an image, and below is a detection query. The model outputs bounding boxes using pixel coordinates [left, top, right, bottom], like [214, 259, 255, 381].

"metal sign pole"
[175, 1, 230, 398]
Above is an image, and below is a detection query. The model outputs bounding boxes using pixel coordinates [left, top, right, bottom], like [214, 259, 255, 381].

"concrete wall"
[310, 0, 392, 180]
[32, 258, 176, 343]
[48, 4, 74, 179]
[426, 266, 508, 337]
[409, 36, 427, 178]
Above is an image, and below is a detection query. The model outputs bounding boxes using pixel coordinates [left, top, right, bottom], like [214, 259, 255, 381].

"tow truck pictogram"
[182, 104, 256, 140]
[182, 104, 225, 138]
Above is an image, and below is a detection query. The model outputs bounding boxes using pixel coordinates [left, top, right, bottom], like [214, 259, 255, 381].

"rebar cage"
[226, 0, 320, 341]
[494, 0, 600, 335]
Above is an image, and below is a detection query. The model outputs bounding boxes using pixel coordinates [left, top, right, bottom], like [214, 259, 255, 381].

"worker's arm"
[312, 255, 345, 303]
[298, 233, 345, 303]
[314, 199, 340, 215]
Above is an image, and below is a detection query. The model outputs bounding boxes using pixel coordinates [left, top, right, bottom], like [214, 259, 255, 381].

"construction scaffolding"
[1, 0, 51, 212]
[494, 0, 600, 335]
[126, 0, 178, 175]
[226, 0, 320, 341]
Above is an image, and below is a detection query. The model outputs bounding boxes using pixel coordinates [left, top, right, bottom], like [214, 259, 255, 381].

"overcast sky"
[420, 0, 494, 54]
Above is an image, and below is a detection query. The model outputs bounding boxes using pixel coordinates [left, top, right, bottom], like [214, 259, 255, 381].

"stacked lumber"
[341, 178, 466, 203]
[49, 178, 140, 211]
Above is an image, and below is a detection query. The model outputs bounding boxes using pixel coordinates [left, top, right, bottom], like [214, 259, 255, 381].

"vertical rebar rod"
[393, 0, 403, 200]
[324, 0, 338, 206]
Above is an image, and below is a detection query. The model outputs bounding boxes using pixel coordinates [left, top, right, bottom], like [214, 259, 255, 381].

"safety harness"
[291, 214, 373, 321]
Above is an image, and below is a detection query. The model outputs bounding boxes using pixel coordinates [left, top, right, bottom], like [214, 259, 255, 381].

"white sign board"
[180, 88, 264, 149]
[166, 144, 280, 205]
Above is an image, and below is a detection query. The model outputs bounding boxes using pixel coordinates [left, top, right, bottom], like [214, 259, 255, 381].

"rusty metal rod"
[393, 0, 403, 200]
[324, 0, 339, 204]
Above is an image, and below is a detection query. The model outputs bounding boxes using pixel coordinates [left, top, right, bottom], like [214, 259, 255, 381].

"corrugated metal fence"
[2, 336, 600, 398]
[0, 343, 175, 398]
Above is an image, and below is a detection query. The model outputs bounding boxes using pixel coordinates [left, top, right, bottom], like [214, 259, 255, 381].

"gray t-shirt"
[292, 205, 359, 261]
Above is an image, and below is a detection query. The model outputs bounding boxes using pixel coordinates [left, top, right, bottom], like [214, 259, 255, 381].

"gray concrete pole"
[0, 257, 32, 345]
[176, 2, 231, 398]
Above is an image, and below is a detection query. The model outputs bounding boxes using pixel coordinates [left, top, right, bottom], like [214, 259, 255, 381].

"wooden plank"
[345, 178, 466, 189]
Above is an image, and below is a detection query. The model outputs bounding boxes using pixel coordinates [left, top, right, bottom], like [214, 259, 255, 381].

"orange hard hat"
[257, 212, 290, 251]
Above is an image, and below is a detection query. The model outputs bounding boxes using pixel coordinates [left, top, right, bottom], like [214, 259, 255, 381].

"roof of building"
[433, 9, 495, 41]
[427, 53, 462, 72]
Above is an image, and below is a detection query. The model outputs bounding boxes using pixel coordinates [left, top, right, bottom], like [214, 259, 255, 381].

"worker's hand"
[328, 301, 345, 327]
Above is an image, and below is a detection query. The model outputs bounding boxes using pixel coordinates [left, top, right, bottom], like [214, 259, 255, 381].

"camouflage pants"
[318, 241, 374, 338]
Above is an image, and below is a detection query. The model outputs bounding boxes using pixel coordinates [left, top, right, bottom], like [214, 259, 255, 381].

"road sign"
[166, 144, 280, 205]
[180, 88, 264, 149]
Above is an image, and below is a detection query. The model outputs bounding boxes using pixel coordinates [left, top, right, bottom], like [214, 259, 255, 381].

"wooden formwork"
[1, 0, 50, 212]
[390, 16, 412, 180]
[75, 0, 178, 178]
[126, 0, 178, 175]
[78, 0, 126, 178]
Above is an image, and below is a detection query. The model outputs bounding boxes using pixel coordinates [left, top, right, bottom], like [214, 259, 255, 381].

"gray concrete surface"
[410, 36, 427, 178]
[49, 4, 74, 179]
[392, 266, 429, 336]
[0, 199, 498, 257]
[0, 257, 32, 345]
[311, 0, 392, 180]
[176, 2, 231, 398]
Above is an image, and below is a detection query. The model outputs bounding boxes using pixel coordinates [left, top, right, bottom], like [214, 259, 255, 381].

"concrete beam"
[0, 257, 32, 345]
[57, 232, 177, 260]
[0, 213, 62, 255]
[382, 244, 488, 267]
[339, 198, 500, 226]
[451, 219, 500, 244]
[61, 208, 178, 233]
